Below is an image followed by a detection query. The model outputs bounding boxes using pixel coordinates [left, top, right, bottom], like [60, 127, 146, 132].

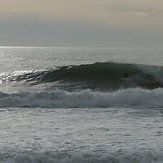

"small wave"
[0, 88, 163, 108]
[1, 62, 163, 91]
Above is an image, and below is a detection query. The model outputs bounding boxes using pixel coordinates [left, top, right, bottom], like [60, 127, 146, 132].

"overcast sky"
[0, 0, 163, 47]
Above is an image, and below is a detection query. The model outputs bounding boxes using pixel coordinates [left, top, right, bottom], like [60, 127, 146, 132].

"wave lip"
[0, 88, 163, 108]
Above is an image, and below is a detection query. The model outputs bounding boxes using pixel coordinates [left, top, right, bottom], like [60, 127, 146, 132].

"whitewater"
[0, 47, 163, 163]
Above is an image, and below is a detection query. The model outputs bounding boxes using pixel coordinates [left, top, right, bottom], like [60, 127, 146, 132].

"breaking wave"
[1, 62, 163, 91]
[0, 88, 163, 108]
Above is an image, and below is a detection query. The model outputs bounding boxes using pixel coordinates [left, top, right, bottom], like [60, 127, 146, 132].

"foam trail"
[0, 88, 163, 108]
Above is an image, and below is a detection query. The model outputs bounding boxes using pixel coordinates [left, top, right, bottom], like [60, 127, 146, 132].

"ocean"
[0, 47, 163, 163]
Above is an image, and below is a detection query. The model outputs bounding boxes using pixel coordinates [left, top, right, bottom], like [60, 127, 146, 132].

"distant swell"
[0, 88, 163, 108]
[1, 62, 163, 91]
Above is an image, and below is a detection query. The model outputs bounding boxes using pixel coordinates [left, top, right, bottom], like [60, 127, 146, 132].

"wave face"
[1, 62, 163, 91]
[0, 88, 163, 108]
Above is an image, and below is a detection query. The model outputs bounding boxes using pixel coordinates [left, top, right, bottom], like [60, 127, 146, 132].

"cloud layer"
[121, 12, 149, 17]
[0, 0, 163, 47]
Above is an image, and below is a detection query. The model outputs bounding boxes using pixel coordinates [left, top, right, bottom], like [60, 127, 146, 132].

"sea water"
[0, 47, 163, 163]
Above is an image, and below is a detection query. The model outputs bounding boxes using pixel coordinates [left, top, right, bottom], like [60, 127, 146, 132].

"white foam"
[0, 88, 163, 108]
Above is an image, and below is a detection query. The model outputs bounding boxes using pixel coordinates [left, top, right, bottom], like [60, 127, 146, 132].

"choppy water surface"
[1, 107, 163, 163]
